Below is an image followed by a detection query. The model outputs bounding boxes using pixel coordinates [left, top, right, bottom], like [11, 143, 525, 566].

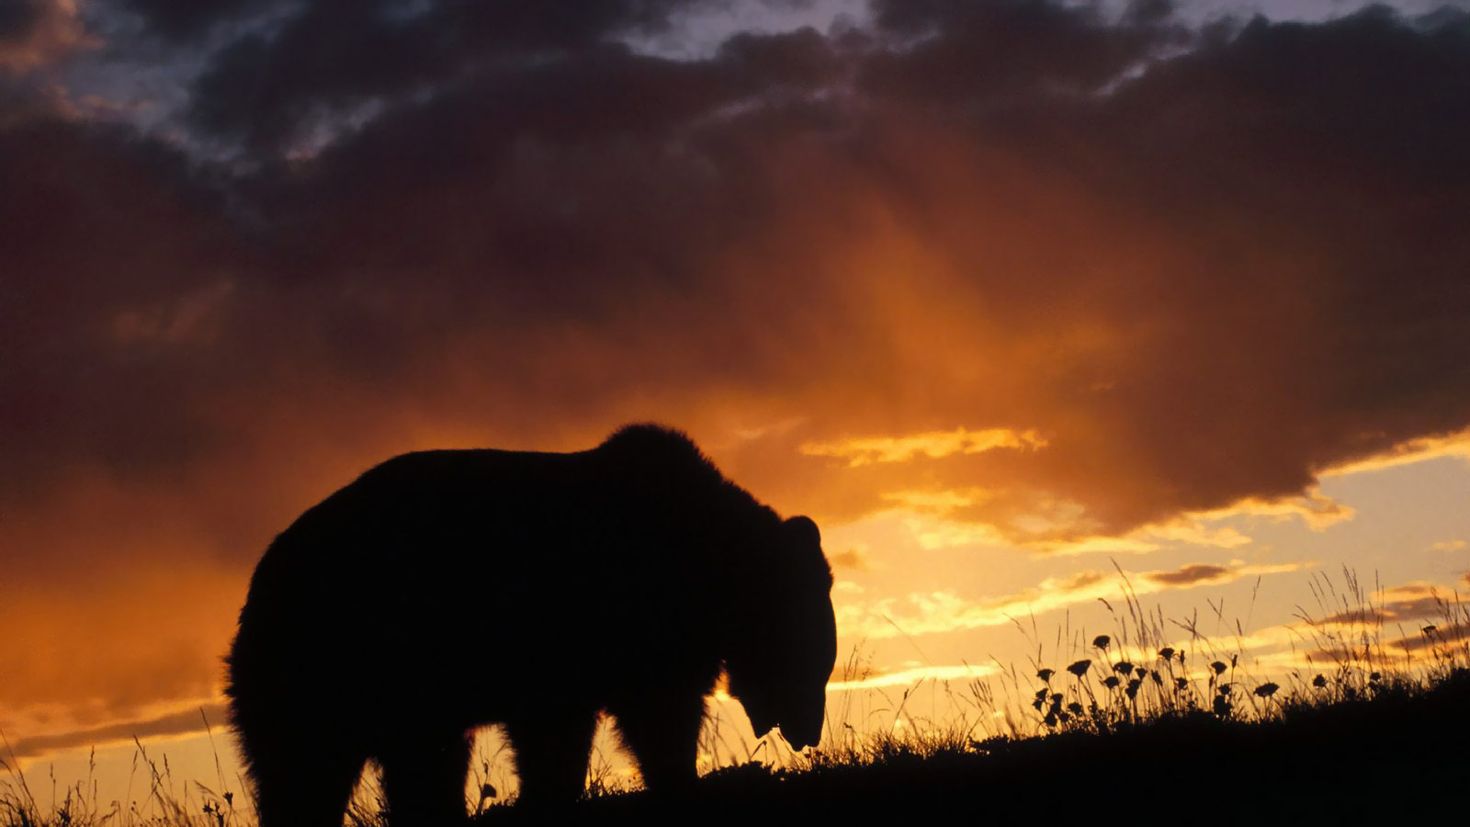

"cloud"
[1320, 428, 1470, 478]
[0, 559, 239, 726]
[0, 0, 90, 72]
[180, 0, 703, 154]
[827, 663, 997, 693]
[6, 702, 229, 761]
[836, 559, 1310, 639]
[1311, 582, 1458, 627]
[8, 3, 1469, 539]
[1135, 576, 1470, 674]
[801, 427, 1047, 467]
[1429, 539, 1467, 553]
[828, 547, 872, 571]
[112, 0, 278, 40]
[1353, 616, 1470, 658]
[1142, 563, 1232, 586]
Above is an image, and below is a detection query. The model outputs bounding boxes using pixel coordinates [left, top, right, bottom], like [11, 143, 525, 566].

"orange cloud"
[800, 428, 1047, 467]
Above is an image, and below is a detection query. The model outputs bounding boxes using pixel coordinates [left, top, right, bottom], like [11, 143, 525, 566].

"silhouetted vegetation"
[5, 570, 1467, 826]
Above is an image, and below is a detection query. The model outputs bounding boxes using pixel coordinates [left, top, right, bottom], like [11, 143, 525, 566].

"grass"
[5, 569, 1468, 825]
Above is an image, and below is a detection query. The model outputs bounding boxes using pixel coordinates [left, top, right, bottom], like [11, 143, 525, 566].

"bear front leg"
[505, 712, 599, 806]
[242, 735, 367, 827]
[611, 693, 704, 794]
[377, 732, 472, 824]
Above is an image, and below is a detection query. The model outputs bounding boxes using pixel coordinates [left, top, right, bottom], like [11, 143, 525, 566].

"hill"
[473, 667, 1470, 826]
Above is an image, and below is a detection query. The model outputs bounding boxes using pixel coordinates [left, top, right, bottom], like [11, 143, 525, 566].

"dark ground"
[468, 669, 1470, 826]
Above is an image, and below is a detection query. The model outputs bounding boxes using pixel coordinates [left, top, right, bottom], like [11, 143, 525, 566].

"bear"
[225, 423, 837, 825]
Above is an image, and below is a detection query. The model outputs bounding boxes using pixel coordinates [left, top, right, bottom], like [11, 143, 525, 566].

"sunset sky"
[3, 0, 1469, 806]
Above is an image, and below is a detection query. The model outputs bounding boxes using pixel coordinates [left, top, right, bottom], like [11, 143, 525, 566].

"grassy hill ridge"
[474, 667, 1470, 825]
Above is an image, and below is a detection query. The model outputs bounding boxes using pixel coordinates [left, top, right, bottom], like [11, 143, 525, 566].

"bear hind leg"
[377, 732, 472, 824]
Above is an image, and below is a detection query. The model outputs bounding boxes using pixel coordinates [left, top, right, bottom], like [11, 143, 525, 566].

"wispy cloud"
[829, 547, 873, 571]
[837, 561, 1311, 640]
[878, 487, 1356, 558]
[8, 702, 228, 761]
[1142, 563, 1235, 587]
[1311, 583, 1462, 628]
[801, 428, 1047, 468]
[827, 664, 998, 692]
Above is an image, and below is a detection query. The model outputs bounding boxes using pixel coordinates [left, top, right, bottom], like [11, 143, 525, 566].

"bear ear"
[782, 515, 821, 549]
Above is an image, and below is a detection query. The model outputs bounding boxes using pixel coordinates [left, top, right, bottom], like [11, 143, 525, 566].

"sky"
[3, 0, 1470, 809]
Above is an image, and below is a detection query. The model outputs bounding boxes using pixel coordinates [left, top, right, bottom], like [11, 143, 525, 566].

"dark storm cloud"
[0, 0, 84, 70]
[0, 0, 45, 40]
[5, 0, 1470, 722]
[5, 1, 1470, 536]
[181, 0, 699, 152]
[0, 118, 241, 504]
[116, 0, 272, 39]
[863, 0, 1191, 104]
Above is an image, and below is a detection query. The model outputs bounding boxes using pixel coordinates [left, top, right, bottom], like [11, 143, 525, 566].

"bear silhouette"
[225, 423, 837, 825]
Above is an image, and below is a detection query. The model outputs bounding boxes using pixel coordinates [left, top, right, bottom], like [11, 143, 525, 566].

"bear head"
[725, 515, 837, 751]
